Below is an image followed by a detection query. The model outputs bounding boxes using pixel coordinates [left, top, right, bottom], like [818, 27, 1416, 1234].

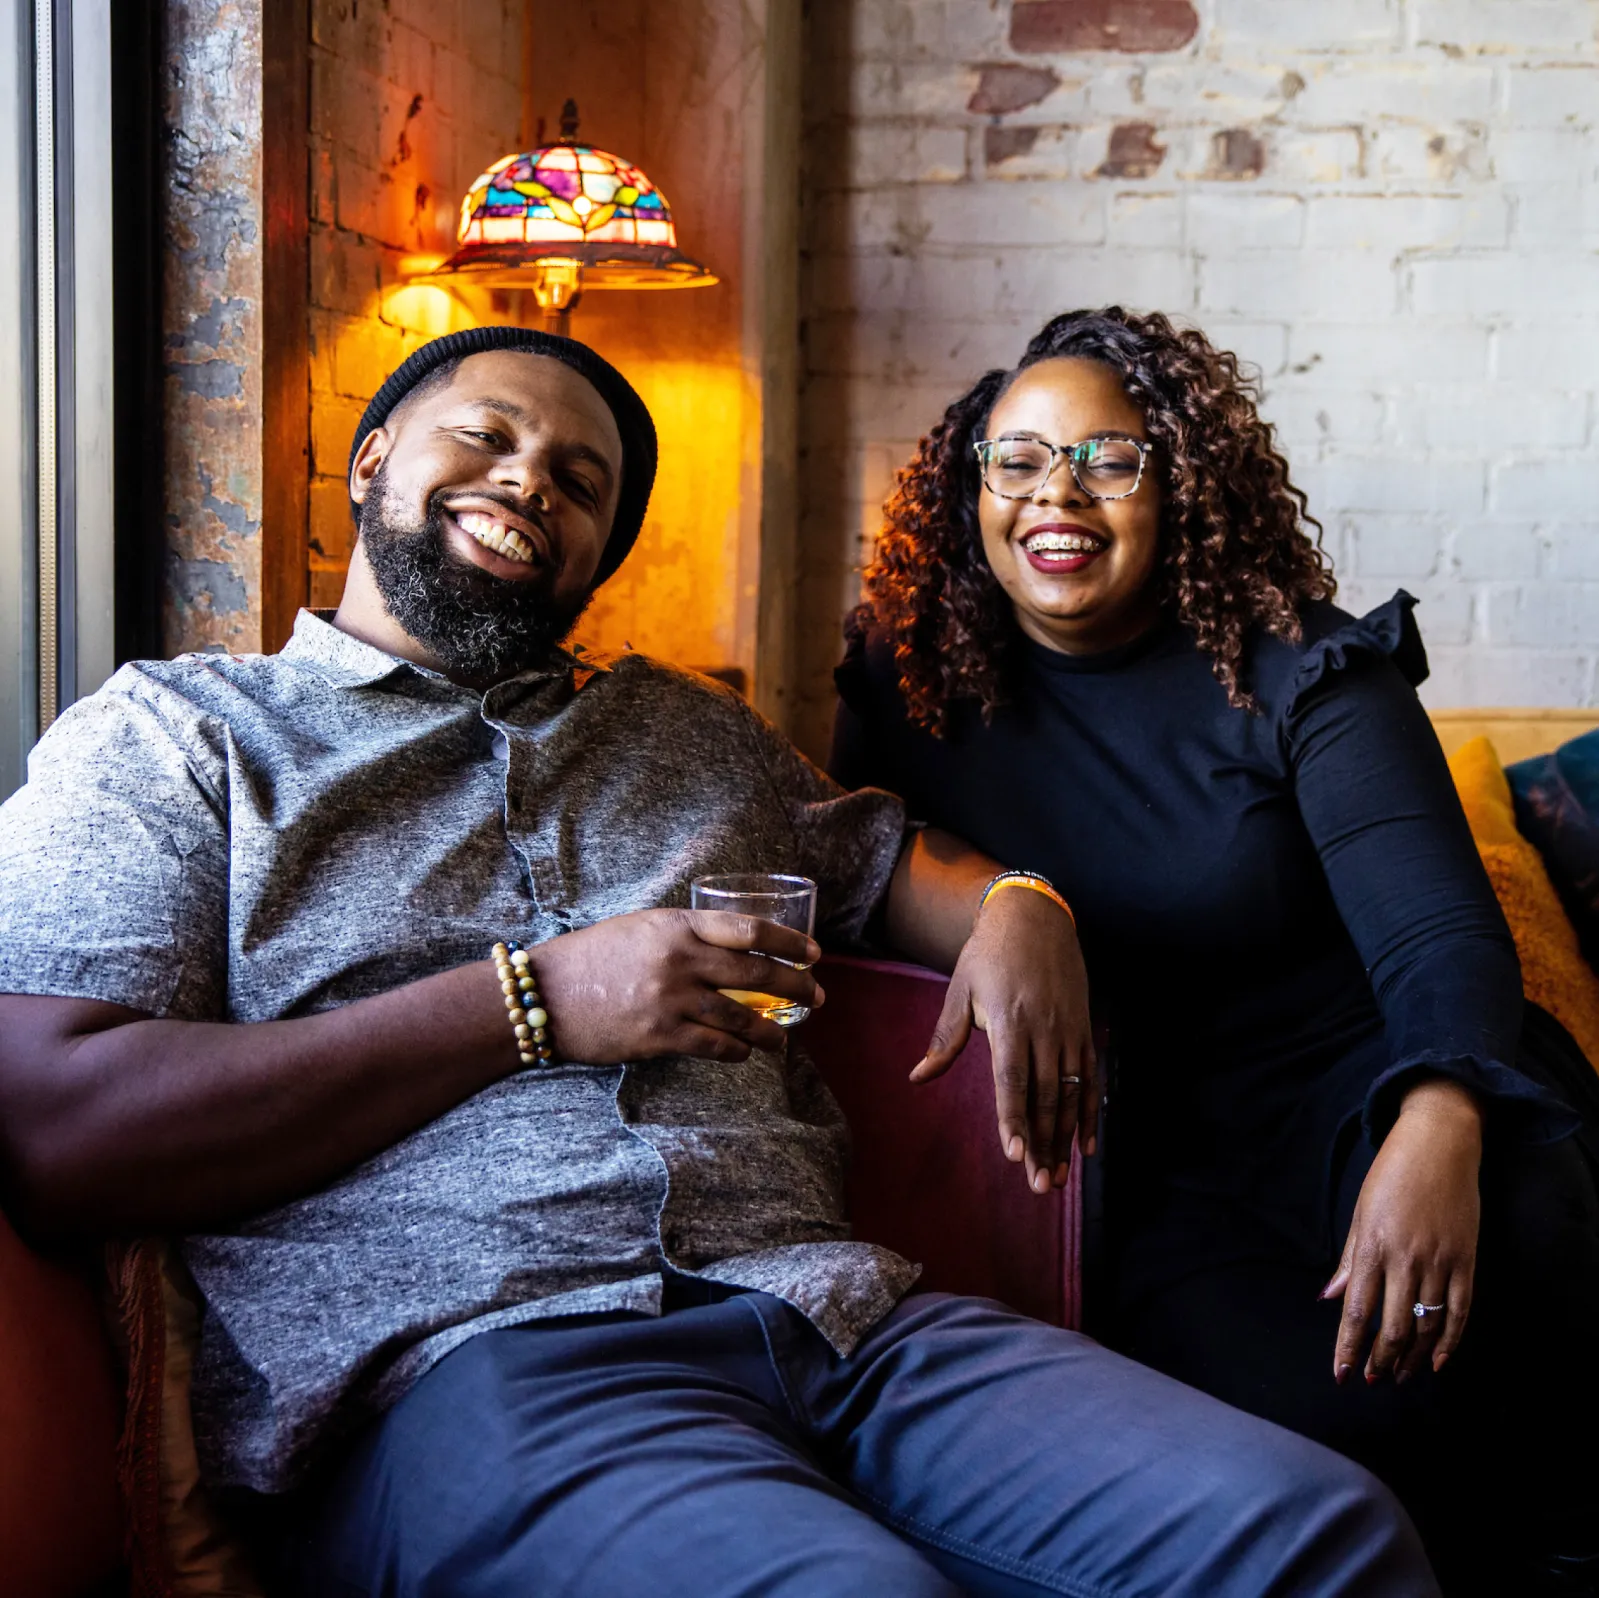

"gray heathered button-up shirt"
[0, 611, 918, 1492]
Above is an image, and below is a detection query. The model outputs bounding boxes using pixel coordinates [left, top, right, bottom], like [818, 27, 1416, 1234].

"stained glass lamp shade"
[416, 104, 716, 329]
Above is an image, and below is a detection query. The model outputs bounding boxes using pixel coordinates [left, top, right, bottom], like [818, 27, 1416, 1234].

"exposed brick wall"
[797, 0, 1599, 758]
[161, 0, 264, 655]
[306, 0, 527, 606]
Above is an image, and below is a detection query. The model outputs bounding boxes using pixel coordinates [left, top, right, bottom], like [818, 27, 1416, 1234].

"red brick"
[1011, 0, 1199, 53]
[985, 125, 1042, 166]
[309, 475, 358, 566]
[1095, 122, 1166, 178]
[967, 64, 1060, 115]
[308, 566, 350, 609]
[1208, 127, 1265, 179]
[310, 394, 366, 478]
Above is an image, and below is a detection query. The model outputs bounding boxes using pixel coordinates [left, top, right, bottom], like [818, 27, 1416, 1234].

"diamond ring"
[1412, 1301, 1445, 1318]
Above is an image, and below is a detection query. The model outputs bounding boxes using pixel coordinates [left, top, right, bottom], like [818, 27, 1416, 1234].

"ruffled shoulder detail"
[1287, 590, 1428, 714]
[833, 623, 899, 717]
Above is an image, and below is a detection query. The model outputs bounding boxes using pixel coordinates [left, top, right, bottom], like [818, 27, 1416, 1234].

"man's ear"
[349, 428, 391, 506]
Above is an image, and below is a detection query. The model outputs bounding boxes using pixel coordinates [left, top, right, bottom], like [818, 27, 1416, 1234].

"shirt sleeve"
[733, 699, 908, 944]
[0, 672, 230, 1019]
[1285, 628, 1574, 1143]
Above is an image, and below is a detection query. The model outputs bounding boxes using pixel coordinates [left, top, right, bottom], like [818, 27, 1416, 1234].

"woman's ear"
[349, 428, 391, 506]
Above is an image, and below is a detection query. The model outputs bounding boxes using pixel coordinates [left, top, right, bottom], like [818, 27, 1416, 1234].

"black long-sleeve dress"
[831, 592, 1599, 1590]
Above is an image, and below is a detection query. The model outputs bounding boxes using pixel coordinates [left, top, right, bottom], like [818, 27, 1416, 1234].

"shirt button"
[663, 1228, 684, 1254]
[490, 732, 509, 760]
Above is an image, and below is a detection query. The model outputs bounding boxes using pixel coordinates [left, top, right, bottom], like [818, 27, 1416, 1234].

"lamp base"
[529, 260, 583, 339]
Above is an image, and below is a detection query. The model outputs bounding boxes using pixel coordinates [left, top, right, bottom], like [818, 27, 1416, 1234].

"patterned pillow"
[1506, 729, 1599, 969]
[1449, 735, 1599, 1071]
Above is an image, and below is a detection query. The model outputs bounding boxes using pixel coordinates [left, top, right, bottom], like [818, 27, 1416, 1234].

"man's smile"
[442, 501, 550, 578]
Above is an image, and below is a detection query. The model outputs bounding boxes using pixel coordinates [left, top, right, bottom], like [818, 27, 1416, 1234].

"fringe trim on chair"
[107, 1238, 177, 1598]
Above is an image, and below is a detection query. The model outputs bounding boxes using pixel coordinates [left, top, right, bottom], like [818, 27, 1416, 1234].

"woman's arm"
[1289, 657, 1545, 1134]
[1289, 655, 1563, 1383]
[882, 829, 1094, 1192]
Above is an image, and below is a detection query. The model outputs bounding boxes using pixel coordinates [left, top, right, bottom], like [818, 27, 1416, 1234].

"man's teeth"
[457, 510, 535, 564]
[1024, 532, 1104, 554]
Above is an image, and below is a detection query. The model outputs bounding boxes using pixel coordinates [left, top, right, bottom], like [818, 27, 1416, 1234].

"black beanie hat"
[347, 326, 658, 585]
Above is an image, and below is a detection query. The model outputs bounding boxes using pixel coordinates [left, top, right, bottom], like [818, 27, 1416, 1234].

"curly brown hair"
[849, 307, 1335, 729]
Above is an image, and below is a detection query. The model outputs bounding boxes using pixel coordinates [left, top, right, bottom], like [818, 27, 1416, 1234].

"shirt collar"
[280, 608, 610, 693]
[280, 609, 410, 687]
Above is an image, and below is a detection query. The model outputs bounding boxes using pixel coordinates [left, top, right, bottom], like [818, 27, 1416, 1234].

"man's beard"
[359, 467, 591, 679]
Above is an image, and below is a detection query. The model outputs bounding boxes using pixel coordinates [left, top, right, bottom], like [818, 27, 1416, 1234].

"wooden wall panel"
[262, 0, 310, 651]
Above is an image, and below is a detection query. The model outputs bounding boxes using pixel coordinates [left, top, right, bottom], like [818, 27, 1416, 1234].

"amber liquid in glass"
[720, 961, 814, 1027]
[691, 873, 818, 1030]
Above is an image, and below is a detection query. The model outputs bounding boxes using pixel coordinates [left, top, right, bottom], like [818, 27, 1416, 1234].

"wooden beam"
[110, 0, 165, 668]
[750, 0, 803, 732]
[260, 0, 309, 651]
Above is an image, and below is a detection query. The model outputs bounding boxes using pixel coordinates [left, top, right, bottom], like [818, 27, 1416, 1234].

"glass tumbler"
[689, 872, 818, 1027]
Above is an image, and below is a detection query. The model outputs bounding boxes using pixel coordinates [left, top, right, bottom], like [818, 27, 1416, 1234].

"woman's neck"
[1014, 590, 1164, 658]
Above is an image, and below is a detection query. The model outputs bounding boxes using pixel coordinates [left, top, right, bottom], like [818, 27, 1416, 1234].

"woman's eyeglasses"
[974, 436, 1154, 502]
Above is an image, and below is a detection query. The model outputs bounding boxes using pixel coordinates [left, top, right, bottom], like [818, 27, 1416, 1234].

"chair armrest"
[800, 953, 1082, 1329]
[0, 1210, 124, 1597]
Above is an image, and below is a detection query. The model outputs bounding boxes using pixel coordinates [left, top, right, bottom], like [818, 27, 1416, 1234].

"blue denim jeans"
[267, 1290, 1436, 1597]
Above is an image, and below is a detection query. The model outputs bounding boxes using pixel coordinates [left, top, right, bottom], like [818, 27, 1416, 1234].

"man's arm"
[881, 828, 1094, 1194]
[0, 968, 511, 1237]
[0, 912, 819, 1239]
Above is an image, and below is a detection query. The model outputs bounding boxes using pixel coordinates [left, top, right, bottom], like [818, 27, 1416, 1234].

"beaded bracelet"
[979, 869, 1076, 930]
[492, 940, 555, 1067]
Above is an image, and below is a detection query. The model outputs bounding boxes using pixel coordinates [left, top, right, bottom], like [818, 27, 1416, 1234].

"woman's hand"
[532, 910, 822, 1064]
[909, 886, 1094, 1195]
[1323, 1078, 1483, 1385]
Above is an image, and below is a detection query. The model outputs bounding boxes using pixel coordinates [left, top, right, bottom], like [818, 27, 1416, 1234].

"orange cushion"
[1449, 735, 1599, 1070]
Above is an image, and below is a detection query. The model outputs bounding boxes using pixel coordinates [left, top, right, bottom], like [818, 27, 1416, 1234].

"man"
[0, 328, 1434, 1596]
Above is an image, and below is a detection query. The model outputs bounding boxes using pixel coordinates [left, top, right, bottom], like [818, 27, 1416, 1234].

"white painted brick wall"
[797, 0, 1599, 755]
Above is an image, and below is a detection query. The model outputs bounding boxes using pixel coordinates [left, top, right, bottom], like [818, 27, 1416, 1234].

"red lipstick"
[1018, 522, 1107, 576]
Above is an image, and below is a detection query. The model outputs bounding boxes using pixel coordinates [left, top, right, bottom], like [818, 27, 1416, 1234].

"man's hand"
[535, 910, 822, 1064]
[1322, 1078, 1483, 1385]
[908, 887, 1094, 1195]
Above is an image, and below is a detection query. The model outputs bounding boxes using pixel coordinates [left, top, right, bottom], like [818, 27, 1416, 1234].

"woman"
[830, 308, 1599, 1595]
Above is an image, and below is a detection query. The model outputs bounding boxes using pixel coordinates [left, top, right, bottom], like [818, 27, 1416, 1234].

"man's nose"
[489, 452, 553, 509]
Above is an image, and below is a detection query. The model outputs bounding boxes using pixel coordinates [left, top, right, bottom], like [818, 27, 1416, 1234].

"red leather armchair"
[0, 1212, 124, 1597]
[803, 954, 1084, 1330]
[0, 956, 1083, 1595]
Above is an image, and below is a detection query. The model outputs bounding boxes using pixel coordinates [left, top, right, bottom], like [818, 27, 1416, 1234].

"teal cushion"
[1508, 729, 1599, 963]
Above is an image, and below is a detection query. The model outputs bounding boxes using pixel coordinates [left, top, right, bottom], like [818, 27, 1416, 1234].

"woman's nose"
[1035, 459, 1088, 509]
